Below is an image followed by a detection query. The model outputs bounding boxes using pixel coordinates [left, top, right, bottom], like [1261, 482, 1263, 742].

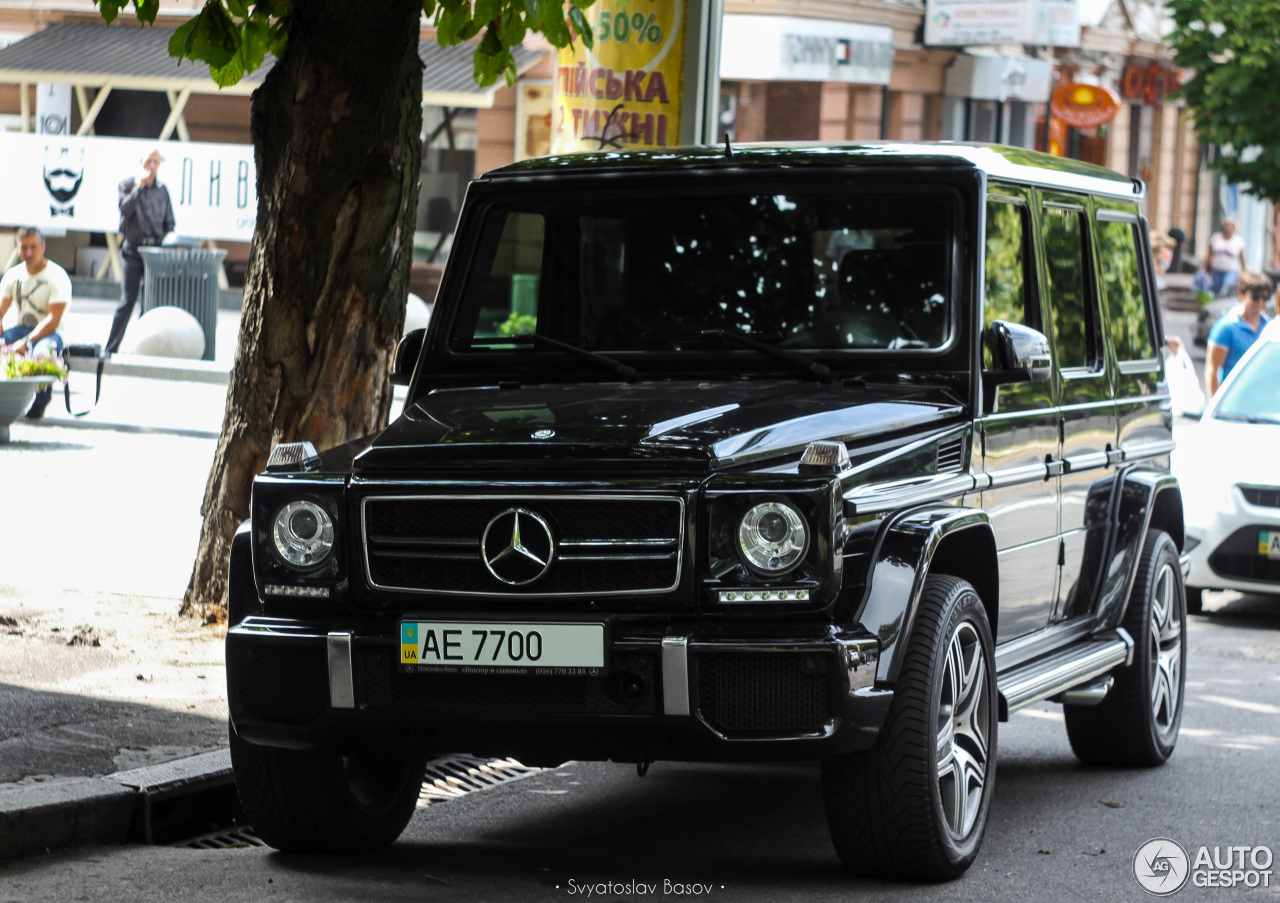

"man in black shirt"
[106, 147, 175, 354]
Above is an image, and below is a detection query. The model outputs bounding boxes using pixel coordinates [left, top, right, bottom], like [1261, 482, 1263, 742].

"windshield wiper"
[470, 333, 638, 381]
[702, 329, 833, 382]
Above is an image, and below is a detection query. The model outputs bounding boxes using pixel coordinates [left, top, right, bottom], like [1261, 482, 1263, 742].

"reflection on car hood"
[355, 380, 963, 472]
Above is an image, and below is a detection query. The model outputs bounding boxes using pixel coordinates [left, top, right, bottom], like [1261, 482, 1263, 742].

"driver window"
[983, 200, 1032, 369]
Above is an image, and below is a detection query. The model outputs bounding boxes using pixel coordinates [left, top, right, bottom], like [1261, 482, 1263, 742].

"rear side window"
[1041, 206, 1094, 370]
[983, 200, 1031, 370]
[1097, 219, 1156, 361]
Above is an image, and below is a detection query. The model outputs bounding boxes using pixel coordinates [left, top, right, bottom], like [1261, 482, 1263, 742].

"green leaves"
[101, 0, 279, 88]
[1167, 0, 1280, 202]
[104, 0, 596, 94]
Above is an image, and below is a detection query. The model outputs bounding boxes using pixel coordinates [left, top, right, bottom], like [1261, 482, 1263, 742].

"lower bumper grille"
[233, 644, 329, 724]
[1209, 525, 1280, 584]
[1241, 485, 1280, 509]
[698, 654, 832, 735]
[360, 651, 657, 716]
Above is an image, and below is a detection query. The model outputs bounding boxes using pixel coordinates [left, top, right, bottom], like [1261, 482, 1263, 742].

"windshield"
[448, 186, 953, 356]
[1215, 339, 1280, 422]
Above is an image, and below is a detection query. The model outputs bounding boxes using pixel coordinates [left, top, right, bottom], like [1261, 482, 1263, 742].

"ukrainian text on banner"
[0, 133, 257, 243]
[551, 0, 685, 153]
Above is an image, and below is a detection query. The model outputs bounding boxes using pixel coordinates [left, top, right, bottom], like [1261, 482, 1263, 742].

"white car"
[1181, 322, 1280, 612]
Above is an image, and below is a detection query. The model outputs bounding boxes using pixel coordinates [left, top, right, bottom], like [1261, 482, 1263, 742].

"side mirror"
[984, 320, 1051, 385]
[391, 329, 425, 386]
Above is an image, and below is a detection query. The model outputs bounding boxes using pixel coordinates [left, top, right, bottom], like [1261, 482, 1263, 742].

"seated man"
[0, 227, 71, 419]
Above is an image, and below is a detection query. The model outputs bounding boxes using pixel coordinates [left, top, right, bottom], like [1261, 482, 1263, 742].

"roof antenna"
[723, 132, 733, 159]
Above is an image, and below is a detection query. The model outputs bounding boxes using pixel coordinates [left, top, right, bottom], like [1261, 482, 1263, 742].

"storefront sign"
[552, 0, 686, 152]
[36, 83, 71, 136]
[925, 0, 1080, 48]
[720, 15, 893, 85]
[944, 54, 1053, 101]
[1050, 82, 1120, 128]
[1121, 63, 1179, 106]
[0, 133, 256, 242]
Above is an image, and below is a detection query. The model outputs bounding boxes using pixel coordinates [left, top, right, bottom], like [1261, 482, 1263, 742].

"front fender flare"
[854, 506, 996, 685]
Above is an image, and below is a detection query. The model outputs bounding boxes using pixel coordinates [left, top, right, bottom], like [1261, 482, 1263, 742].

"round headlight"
[272, 500, 335, 570]
[737, 501, 808, 574]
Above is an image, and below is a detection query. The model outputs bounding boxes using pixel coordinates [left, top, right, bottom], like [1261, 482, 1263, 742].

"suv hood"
[355, 381, 964, 473]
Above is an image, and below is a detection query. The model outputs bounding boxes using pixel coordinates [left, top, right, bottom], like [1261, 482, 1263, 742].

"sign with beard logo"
[0, 133, 257, 242]
[43, 144, 84, 217]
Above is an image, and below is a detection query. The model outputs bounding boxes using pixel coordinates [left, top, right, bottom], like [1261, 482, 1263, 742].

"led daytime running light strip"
[264, 584, 331, 598]
[718, 589, 810, 603]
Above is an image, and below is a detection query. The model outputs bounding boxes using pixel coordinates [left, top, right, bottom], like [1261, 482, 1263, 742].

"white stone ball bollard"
[404, 292, 432, 335]
[123, 306, 206, 359]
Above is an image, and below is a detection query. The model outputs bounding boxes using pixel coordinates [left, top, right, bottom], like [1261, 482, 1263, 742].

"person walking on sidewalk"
[1203, 218, 1247, 298]
[0, 227, 72, 419]
[105, 147, 175, 354]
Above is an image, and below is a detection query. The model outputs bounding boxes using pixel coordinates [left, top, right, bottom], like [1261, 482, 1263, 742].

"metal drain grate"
[417, 755, 541, 807]
[172, 755, 540, 847]
[180, 827, 267, 850]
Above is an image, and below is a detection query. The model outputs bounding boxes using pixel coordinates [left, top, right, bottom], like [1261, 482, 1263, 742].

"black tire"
[1064, 530, 1186, 767]
[1185, 586, 1203, 615]
[229, 722, 426, 852]
[822, 575, 997, 880]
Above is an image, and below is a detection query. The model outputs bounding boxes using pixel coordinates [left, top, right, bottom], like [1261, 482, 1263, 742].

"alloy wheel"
[936, 620, 990, 840]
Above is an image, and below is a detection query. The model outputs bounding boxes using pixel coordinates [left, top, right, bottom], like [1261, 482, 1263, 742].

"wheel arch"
[854, 506, 997, 685]
[1094, 470, 1183, 630]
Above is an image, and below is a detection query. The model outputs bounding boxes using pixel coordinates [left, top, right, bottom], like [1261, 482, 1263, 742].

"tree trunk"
[181, 0, 424, 622]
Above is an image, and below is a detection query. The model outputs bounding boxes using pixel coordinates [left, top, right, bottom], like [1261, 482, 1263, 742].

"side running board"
[996, 629, 1134, 721]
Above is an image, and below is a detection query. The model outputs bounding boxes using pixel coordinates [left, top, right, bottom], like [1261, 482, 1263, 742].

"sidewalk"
[2, 298, 240, 860]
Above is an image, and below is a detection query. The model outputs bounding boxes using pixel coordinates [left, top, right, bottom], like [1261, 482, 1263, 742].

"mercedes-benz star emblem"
[481, 508, 555, 586]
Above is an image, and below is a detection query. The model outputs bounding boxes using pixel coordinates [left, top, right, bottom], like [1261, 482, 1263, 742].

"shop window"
[416, 107, 477, 264]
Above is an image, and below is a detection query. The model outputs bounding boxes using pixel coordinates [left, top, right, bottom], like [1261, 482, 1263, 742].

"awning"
[419, 41, 546, 108]
[0, 22, 546, 107]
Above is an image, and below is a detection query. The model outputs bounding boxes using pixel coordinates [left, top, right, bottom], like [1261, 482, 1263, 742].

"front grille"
[362, 495, 684, 595]
[698, 654, 831, 735]
[1241, 486, 1280, 509]
[233, 644, 329, 723]
[360, 651, 656, 715]
[1208, 524, 1280, 584]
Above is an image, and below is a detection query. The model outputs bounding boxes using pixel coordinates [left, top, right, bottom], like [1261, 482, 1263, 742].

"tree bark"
[181, 0, 424, 622]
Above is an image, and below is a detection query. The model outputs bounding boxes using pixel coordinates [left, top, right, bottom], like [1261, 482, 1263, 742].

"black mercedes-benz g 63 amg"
[226, 142, 1185, 879]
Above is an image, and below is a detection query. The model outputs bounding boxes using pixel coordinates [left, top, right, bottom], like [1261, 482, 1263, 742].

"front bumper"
[226, 615, 889, 765]
[1185, 487, 1280, 595]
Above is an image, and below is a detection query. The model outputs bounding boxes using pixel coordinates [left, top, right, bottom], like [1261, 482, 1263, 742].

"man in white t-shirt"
[1, 226, 73, 419]
[1204, 218, 1247, 297]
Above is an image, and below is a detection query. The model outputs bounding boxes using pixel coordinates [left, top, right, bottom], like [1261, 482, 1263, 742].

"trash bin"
[138, 247, 227, 361]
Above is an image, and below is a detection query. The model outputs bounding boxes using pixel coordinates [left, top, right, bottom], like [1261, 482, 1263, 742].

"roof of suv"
[483, 141, 1142, 200]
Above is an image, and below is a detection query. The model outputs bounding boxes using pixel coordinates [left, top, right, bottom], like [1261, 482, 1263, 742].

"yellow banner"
[551, 0, 686, 153]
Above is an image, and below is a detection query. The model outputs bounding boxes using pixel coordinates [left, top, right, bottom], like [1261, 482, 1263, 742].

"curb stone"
[0, 749, 232, 863]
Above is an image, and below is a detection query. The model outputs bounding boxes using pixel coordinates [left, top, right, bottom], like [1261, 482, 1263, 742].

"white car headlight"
[272, 500, 335, 570]
[737, 501, 808, 574]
